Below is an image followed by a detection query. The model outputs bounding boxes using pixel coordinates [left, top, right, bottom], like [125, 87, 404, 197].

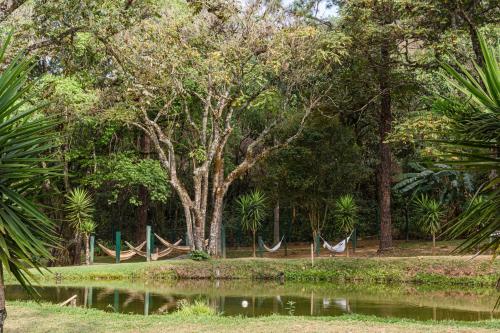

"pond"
[6, 280, 499, 321]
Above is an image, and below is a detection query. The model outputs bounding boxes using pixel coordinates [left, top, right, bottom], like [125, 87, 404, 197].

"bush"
[175, 299, 217, 316]
[189, 250, 210, 261]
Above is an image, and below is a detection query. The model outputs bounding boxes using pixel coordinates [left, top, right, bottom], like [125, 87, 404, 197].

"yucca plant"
[414, 195, 444, 252]
[0, 34, 58, 331]
[65, 188, 95, 265]
[237, 190, 267, 257]
[437, 34, 499, 254]
[333, 194, 358, 257]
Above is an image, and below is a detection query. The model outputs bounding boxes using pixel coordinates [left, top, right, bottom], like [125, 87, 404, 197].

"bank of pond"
[6, 280, 499, 322]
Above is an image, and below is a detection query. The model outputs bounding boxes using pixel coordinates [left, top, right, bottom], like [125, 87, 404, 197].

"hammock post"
[185, 232, 190, 246]
[146, 225, 152, 262]
[115, 231, 121, 264]
[89, 235, 95, 265]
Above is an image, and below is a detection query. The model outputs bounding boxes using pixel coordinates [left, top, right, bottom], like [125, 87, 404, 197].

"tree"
[334, 194, 358, 256]
[65, 188, 95, 265]
[109, 1, 345, 254]
[256, 114, 365, 249]
[237, 190, 267, 257]
[0, 34, 57, 332]
[414, 195, 444, 251]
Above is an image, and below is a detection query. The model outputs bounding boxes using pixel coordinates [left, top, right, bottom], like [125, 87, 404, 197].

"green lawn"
[10, 256, 499, 286]
[6, 301, 500, 333]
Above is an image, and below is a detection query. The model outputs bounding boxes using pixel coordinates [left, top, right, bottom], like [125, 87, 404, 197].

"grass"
[11, 256, 499, 286]
[5, 300, 500, 333]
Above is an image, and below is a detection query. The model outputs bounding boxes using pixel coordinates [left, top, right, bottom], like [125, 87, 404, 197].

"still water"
[6, 280, 499, 321]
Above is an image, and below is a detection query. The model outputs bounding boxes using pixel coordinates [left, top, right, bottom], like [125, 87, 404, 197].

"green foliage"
[86, 153, 170, 206]
[189, 250, 210, 261]
[237, 190, 267, 234]
[413, 195, 444, 237]
[334, 195, 358, 234]
[65, 188, 95, 234]
[37, 74, 98, 114]
[175, 299, 217, 316]
[393, 163, 474, 205]
[0, 34, 58, 294]
[437, 34, 499, 253]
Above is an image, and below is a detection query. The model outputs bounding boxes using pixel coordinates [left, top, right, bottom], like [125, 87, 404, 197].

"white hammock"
[321, 231, 354, 253]
[262, 236, 284, 252]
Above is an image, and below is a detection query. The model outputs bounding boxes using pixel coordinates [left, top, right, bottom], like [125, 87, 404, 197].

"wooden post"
[89, 235, 95, 265]
[185, 232, 190, 246]
[115, 231, 121, 264]
[146, 225, 151, 262]
[311, 243, 314, 267]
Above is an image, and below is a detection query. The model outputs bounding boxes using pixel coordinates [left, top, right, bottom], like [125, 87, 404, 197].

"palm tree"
[237, 190, 267, 257]
[65, 188, 95, 265]
[0, 34, 58, 331]
[414, 195, 444, 252]
[437, 34, 499, 254]
[333, 195, 358, 257]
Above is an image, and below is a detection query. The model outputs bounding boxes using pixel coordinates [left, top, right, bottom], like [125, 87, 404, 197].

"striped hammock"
[97, 241, 146, 261]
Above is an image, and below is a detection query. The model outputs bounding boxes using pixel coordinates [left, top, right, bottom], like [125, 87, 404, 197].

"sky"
[282, 0, 338, 18]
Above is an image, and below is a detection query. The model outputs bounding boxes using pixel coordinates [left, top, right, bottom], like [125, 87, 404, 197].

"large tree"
[105, 1, 346, 254]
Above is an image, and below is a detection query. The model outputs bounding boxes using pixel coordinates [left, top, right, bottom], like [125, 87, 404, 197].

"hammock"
[321, 231, 354, 253]
[97, 241, 146, 261]
[261, 236, 284, 252]
[124, 239, 182, 260]
[154, 233, 191, 252]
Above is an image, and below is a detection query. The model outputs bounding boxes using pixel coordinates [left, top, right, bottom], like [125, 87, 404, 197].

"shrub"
[189, 250, 210, 261]
[175, 299, 217, 316]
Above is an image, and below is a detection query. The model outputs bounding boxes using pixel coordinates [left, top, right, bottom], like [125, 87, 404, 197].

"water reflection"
[5, 282, 500, 321]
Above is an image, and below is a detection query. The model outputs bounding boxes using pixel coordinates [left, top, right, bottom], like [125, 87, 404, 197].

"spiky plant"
[0, 34, 58, 331]
[237, 190, 267, 257]
[65, 188, 95, 265]
[437, 34, 499, 254]
[414, 195, 444, 251]
[334, 195, 358, 256]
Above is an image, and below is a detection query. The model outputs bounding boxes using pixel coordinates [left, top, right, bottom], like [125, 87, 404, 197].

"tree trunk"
[252, 230, 256, 258]
[377, 39, 393, 252]
[312, 230, 318, 255]
[432, 233, 436, 254]
[0, 264, 6, 333]
[208, 188, 224, 256]
[84, 234, 90, 265]
[273, 199, 280, 244]
[184, 207, 194, 250]
[137, 134, 151, 242]
[137, 185, 149, 242]
[72, 232, 82, 265]
[467, 22, 484, 68]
